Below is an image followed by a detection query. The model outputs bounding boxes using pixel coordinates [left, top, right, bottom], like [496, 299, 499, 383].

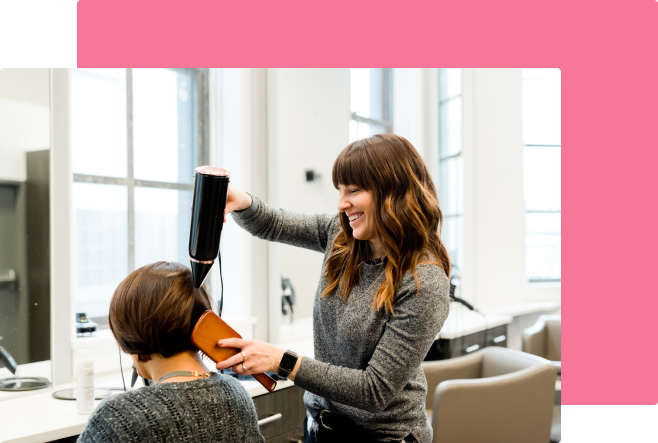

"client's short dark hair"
[109, 261, 213, 362]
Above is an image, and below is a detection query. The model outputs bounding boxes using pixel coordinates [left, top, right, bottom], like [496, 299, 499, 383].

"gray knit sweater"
[77, 373, 264, 443]
[232, 196, 450, 443]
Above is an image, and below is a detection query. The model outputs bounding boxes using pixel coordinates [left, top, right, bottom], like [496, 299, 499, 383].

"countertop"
[0, 338, 316, 443]
[436, 303, 513, 340]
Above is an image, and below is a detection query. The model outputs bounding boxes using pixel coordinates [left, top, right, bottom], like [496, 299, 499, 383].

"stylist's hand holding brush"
[215, 338, 302, 381]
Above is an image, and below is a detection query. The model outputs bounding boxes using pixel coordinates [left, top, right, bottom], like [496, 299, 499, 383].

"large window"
[71, 68, 209, 321]
[438, 68, 463, 275]
[522, 68, 561, 282]
[350, 68, 392, 142]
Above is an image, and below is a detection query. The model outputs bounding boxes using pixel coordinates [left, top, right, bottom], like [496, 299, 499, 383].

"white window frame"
[49, 69, 214, 385]
[437, 68, 464, 277]
[50, 68, 74, 385]
[522, 70, 561, 284]
[71, 68, 210, 326]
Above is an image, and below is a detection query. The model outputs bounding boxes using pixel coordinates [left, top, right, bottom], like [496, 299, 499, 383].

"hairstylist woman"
[216, 134, 451, 443]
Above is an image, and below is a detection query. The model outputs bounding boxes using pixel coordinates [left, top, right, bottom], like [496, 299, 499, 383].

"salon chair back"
[522, 315, 561, 374]
[422, 347, 557, 443]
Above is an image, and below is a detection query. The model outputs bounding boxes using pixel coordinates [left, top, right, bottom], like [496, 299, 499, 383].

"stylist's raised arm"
[216, 134, 451, 443]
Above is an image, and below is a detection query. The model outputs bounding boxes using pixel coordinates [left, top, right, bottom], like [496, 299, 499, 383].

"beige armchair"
[522, 315, 561, 375]
[421, 347, 557, 443]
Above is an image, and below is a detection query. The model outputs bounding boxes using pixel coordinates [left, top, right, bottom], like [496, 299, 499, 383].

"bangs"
[332, 140, 375, 190]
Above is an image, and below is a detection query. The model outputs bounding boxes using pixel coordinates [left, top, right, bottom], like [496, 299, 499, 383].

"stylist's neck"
[369, 238, 385, 260]
[141, 350, 209, 384]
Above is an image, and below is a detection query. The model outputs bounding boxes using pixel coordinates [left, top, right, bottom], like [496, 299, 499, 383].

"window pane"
[439, 68, 461, 100]
[442, 216, 463, 272]
[439, 97, 462, 157]
[526, 212, 561, 234]
[134, 187, 193, 269]
[526, 236, 561, 280]
[71, 69, 127, 177]
[442, 217, 456, 261]
[526, 212, 561, 281]
[439, 156, 463, 216]
[523, 80, 561, 145]
[133, 69, 197, 184]
[73, 183, 128, 318]
[523, 68, 560, 81]
[524, 147, 561, 211]
[368, 122, 387, 136]
[349, 120, 357, 143]
[351, 68, 370, 117]
[357, 122, 370, 140]
[367, 68, 385, 122]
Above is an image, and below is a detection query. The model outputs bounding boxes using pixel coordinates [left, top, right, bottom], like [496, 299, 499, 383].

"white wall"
[209, 68, 273, 340]
[0, 68, 50, 106]
[462, 68, 560, 310]
[212, 68, 248, 321]
[391, 68, 439, 175]
[0, 68, 50, 181]
[268, 68, 351, 321]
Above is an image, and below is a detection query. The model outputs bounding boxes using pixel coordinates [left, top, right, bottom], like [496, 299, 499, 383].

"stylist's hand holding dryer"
[217, 134, 451, 443]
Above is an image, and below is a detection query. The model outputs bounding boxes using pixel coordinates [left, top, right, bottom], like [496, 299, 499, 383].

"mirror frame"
[50, 68, 74, 385]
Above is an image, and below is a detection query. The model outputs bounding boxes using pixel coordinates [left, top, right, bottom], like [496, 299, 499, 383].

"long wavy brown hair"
[322, 134, 451, 315]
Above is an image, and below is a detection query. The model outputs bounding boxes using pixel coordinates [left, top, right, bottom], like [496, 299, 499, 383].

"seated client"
[78, 261, 264, 443]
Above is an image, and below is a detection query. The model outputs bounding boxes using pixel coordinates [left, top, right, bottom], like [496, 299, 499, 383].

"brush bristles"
[198, 351, 216, 364]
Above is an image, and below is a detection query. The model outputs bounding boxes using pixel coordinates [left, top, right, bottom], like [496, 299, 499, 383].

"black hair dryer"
[189, 166, 230, 288]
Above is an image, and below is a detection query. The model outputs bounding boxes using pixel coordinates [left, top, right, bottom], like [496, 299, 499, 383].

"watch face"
[280, 351, 298, 372]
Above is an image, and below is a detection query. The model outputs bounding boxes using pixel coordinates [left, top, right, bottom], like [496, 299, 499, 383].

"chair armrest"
[421, 352, 483, 410]
[551, 360, 561, 375]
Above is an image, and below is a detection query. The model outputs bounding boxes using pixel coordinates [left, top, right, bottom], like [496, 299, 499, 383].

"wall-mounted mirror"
[0, 68, 51, 390]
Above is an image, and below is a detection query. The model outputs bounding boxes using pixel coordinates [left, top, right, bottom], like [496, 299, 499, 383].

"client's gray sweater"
[233, 196, 450, 443]
[77, 373, 264, 442]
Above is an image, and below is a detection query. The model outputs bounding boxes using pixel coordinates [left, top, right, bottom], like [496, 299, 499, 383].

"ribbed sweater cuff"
[232, 193, 260, 220]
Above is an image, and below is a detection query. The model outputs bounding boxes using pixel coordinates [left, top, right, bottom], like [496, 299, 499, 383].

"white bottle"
[76, 349, 95, 414]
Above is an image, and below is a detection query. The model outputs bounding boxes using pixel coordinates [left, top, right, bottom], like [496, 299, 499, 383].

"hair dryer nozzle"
[191, 259, 214, 288]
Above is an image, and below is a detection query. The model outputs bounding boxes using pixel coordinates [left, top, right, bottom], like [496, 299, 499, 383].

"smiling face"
[337, 184, 379, 246]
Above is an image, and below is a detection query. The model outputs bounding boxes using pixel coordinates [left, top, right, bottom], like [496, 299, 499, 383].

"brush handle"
[253, 372, 277, 392]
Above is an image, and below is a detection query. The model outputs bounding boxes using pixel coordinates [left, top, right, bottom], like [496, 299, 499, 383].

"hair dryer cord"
[218, 250, 224, 317]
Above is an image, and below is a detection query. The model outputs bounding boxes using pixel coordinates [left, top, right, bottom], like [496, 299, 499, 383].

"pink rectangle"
[78, 0, 658, 405]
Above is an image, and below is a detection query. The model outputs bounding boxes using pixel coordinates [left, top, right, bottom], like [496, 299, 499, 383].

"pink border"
[78, 0, 658, 405]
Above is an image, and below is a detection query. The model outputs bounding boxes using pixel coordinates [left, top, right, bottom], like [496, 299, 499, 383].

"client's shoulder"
[93, 372, 249, 410]
[78, 373, 257, 442]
